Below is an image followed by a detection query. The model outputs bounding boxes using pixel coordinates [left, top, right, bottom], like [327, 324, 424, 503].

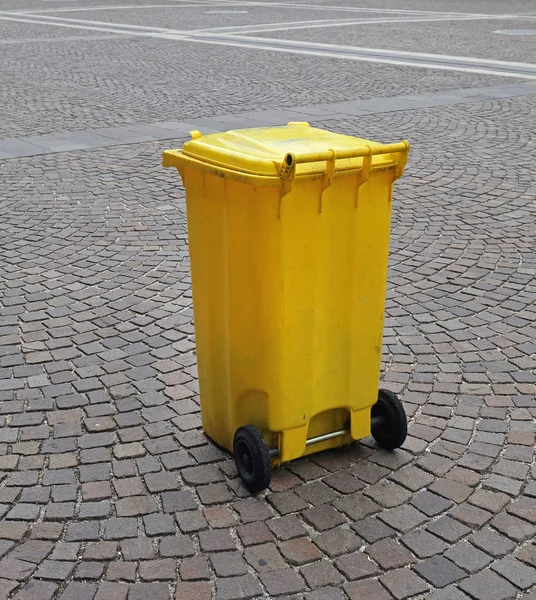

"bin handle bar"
[268, 428, 348, 458]
[280, 140, 409, 179]
[268, 416, 387, 459]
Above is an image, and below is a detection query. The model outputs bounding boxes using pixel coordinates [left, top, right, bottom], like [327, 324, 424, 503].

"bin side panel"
[225, 180, 283, 450]
[185, 170, 283, 453]
[183, 169, 234, 451]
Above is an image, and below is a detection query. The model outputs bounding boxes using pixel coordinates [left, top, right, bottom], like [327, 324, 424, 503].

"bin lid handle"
[280, 140, 409, 179]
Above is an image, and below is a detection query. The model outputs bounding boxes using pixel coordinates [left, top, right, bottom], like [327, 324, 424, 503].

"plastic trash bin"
[163, 122, 410, 492]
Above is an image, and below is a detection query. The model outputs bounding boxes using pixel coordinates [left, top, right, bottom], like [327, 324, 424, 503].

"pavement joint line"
[210, 0, 536, 22]
[2, 12, 536, 80]
[1, 81, 535, 161]
[191, 14, 527, 34]
[3, 3, 225, 13]
[0, 34, 129, 44]
[171, 0, 518, 18]
[181, 34, 536, 79]
[0, 12, 193, 34]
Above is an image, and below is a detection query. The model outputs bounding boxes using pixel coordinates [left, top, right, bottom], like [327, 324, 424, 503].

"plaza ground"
[0, 0, 536, 598]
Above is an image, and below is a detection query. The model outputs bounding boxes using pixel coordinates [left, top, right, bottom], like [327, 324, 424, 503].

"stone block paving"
[0, 11, 521, 139]
[1, 0, 536, 598]
[0, 94, 534, 598]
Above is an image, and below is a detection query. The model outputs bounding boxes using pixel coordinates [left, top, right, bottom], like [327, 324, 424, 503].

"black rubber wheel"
[233, 425, 272, 493]
[370, 389, 407, 450]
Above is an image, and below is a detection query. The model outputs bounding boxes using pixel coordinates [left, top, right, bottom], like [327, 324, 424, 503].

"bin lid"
[163, 122, 409, 179]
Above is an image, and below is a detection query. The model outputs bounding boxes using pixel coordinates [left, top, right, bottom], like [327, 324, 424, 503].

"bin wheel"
[233, 425, 272, 493]
[370, 389, 407, 450]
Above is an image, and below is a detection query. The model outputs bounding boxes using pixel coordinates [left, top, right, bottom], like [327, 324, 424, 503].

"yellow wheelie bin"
[163, 123, 410, 492]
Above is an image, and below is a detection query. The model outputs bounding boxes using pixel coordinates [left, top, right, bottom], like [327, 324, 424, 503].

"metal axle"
[268, 416, 385, 458]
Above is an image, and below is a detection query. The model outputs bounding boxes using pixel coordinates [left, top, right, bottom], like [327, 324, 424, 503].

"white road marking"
[3, 9, 531, 35]
[164, 0, 536, 21]
[7, 4, 219, 14]
[495, 29, 536, 35]
[1, 12, 535, 80]
[0, 34, 126, 44]
[0, 14, 146, 35]
[0, 12, 191, 33]
[194, 14, 515, 34]
[172, 0, 496, 18]
[184, 33, 536, 79]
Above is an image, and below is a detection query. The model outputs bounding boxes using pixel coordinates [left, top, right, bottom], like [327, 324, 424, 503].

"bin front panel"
[275, 170, 393, 435]
[183, 163, 395, 457]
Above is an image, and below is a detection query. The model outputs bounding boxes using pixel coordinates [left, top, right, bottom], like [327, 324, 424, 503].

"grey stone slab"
[60, 131, 122, 147]
[226, 112, 288, 126]
[0, 139, 48, 157]
[91, 127, 157, 143]
[325, 100, 374, 114]
[181, 118, 227, 131]
[124, 124, 183, 139]
[317, 111, 370, 121]
[396, 93, 465, 108]
[35, 140, 88, 152]
[367, 96, 440, 113]
[287, 104, 357, 117]
[340, 99, 399, 113]
[461, 83, 536, 100]
[148, 121, 195, 132]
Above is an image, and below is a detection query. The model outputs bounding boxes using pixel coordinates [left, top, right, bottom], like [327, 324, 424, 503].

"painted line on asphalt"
[2, 12, 536, 80]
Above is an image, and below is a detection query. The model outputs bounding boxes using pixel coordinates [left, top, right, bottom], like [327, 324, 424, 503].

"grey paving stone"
[491, 557, 536, 590]
[381, 568, 430, 599]
[216, 574, 262, 600]
[445, 541, 494, 573]
[426, 587, 472, 600]
[57, 582, 97, 600]
[401, 529, 449, 559]
[413, 555, 468, 588]
[260, 568, 307, 596]
[459, 569, 518, 600]
[11, 580, 59, 600]
[159, 535, 195, 558]
[105, 518, 138, 540]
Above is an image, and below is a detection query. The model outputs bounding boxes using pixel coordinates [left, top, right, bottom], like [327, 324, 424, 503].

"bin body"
[163, 123, 409, 464]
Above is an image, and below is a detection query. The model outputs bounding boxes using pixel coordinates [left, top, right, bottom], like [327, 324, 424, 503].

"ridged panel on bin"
[163, 123, 408, 464]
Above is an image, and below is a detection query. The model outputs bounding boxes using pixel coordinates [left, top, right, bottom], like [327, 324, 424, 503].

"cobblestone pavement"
[1, 0, 536, 598]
